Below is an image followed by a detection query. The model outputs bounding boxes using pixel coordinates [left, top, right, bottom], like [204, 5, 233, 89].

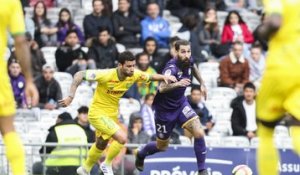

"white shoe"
[100, 162, 114, 175]
[77, 166, 90, 175]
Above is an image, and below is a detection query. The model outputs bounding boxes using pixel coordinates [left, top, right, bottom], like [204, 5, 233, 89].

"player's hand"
[58, 96, 73, 107]
[200, 84, 207, 100]
[177, 78, 191, 87]
[25, 81, 39, 107]
[163, 75, 177, 84]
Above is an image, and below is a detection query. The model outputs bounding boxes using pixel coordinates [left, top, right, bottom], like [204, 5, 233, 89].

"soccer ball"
[232, 165, 253, 175]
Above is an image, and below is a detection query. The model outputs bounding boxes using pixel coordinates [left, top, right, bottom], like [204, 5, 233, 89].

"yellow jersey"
[85, 68, 150, 119]
[263, 0, 300, 70]
[0, 0, 25, 71]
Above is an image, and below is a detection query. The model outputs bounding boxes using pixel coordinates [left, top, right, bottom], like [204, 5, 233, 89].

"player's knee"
[156, 140, 169, 151]
[193, 129, 205, 139]
[117, 136, 127, 145]
[96, 137, 109, 150]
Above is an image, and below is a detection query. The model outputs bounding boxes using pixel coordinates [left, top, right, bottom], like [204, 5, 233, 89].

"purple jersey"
[153, 57, 193, 110]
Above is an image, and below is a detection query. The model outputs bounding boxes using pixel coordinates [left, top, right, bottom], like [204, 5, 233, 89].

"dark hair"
[118, 51, 135, 64]
[57, 8, 75, 28]
[169, 36, 180, 46]
[182, 14, 199, 30]
[8, 58, 19, 67]
[251, 42, 262, 50]
[58, 112, 73, 121]
[243, 82, 256, 91]
[98, 26, 111, 34]
[203, 7, 219, 33]
[25, 32, 33, 41]
[147, 2, 159, 9]
[33, 1, 47, 22]
[92, 0, 111, 16]
[145, 93, 155, 101]
[191, 85, 201, 93]
[78, 106, 89, 114]
[92, 0, 103, 6]
[224, 10, 245, 25]
[136, 52, 149, 62]
[174, 39, 190, 51]
[232, 41, 244, 47]
[66, 29, 78, 37]
[143, 37, 157, 54]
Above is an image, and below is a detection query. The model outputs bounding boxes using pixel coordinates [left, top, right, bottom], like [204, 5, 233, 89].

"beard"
[177, 58, 190, 68]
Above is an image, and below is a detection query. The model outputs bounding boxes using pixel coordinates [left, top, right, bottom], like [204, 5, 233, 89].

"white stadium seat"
[53, 72, 73, 98]
[204, 136, 222, 147]
[119, 98, 141, 126]
[179, 136, 192, 146]
[221, 136, 250, 147]
[209, 120, 232, 136]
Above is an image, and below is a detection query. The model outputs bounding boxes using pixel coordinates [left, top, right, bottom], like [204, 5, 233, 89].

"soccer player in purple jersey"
[135, 40, 208, 175]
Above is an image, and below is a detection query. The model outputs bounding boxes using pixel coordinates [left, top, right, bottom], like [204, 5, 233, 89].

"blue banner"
[141, 146, 300, 175]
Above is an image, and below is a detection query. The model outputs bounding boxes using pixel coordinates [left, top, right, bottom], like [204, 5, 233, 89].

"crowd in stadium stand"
[3, 0, 280, 174]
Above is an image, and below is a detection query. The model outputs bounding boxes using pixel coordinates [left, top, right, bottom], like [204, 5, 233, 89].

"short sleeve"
[9, 0, 25, 36]
[162, 64, 176, 76]
[263, 0, 282, 15]
[84, 70, 107, 82]
[134, 69, 150, 82]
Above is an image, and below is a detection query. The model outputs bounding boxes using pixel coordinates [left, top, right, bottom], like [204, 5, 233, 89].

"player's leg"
[256, 72, 285, 175]
[0, 77, 25, 175]
[283, 88, 300, 156]
[0, 116, 26, 175]
[182, 116, 206, 175]
[135, 110, 176, 171]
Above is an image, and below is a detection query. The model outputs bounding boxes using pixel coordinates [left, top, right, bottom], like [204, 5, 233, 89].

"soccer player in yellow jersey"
[256, 0, 300, 174]
[59, 51, 176, 175]
[0, 0, 39, 174]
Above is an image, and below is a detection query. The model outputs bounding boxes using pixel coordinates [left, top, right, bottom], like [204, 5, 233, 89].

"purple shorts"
[153, 100, 197, 140]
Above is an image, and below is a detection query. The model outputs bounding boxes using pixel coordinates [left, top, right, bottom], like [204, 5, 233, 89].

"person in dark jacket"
[74, 106, 95, 143]
[83, 0, 113, 41]
[87, 26, 119, 69]
[8, 59, 26, 108]
[34, 64, 62, 110]
[112, 0, 141, 48]
[231, 82, 257, 139]
[55, 30, 96, 75]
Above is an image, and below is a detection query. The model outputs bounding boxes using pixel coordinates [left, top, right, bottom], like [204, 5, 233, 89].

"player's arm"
[149, 74, 177, 84]
[257, 0, 282, 40]
[158, 79, 191, 93]
[192, 64, 207, 99]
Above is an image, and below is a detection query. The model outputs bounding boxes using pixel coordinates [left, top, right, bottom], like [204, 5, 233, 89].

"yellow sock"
[3, 132, 26, 175]
[104, 141, 124, 165]
[290, 126, 300, 155]
[257, 123, 279, 175]
[84, 143, 104, 172]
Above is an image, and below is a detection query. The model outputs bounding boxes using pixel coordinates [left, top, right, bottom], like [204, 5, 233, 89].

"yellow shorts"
[88, 113, 120, 140]
[0, 73, 16, 117]
[257, 69, 300, 122]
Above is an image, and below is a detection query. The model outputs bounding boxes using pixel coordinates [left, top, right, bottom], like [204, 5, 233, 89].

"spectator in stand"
[136, 52, 158, 97]
[226, 0, 260, 12]
[219, 41, 250, 93]
[55, 30, 95, 75]
[140, 93, 156, 137]
[8, 59, 26, 108]
[187, 86, 214, 135]
[131, 0, 164, 20]
[87, 26, 119, 69]
[221, 10, 254, 45]
[231, 82, 257, 139]
[162, 36, 180, 62]
[55, 8, 84, 45]
[74, 106, 95, 143]
[112, 0, 141, 48]
[83, 0, 113, 42]
[32, 1, 57, 47]
[246, 43, 265, 87]
[34, 64, 62, 110]
[141, 2, 171, 48]
[30, 0, 55, 8]
[143, 37, 167, 73]
[127, 112, 150, 153]
[199, 8, 225, 58]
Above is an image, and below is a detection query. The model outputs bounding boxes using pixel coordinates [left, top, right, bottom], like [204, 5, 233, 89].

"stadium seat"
[204, 136, 222, 147]
[250, 137, 259, 148]
[41, 46, 58, 70]
[274, 125, 289, 137]
[205, 99, 232, 111]
[119, 98, 141, 126]
[207, 87, 237, 101]
[213, 109, 233, 121]
[71, 84, 93, 108]
[175, 31, 190, 41]
[275, 137, 293, 149]
[81, 47, 88, 53]
[4, 47, 10, 61]
[53, 72, 73, 98]
[198, 62, 220, 75]
[15, 108, 39, 122]
[221, 136, 250, 147]
[209, 120, 232, 136]
[179, 136, 192, 146]
[116, 43, 126, 53]
[127, 48, 143, 56]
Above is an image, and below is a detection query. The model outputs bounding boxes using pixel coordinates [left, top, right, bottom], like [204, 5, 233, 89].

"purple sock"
[194, 137, 206, 171]
[138, 141, 161, 159]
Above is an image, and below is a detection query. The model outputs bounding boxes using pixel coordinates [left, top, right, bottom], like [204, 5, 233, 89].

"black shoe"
[198, 169, 209, 175]
[134, 149, 145, 172]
